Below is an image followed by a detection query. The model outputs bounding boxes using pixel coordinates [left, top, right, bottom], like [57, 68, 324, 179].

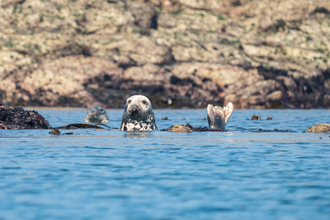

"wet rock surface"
[162, 123, 222, 132]
[305, 124, 330, 133]
[0, 106, 51, 129]
[0, 0, 329, 109]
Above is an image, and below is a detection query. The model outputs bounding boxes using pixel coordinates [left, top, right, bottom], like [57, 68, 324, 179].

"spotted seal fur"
[207, 102, 233, 130]
[85, 106, 109, 124]
[120, 95, 157, 131]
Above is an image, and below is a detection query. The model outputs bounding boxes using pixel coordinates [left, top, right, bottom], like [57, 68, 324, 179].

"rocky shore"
[0, 0, 329, 109]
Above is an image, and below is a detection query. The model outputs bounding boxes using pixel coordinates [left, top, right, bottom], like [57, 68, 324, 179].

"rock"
[129, 2, 158, 29]
[0, 106, 51, 129]
[266, 91, 282, 102]
[305, 124, 330, 133]
[168, 124, 192, 132]
[0, 0, 329, 109]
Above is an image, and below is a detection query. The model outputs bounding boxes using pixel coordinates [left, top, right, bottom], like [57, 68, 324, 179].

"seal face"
[85, 106, 109, 124]
[207, 102, 233, 130]
[120, 95, 158, 131]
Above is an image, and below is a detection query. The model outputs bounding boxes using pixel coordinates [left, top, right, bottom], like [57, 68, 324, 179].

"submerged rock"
[305, 124, 330, 133]
[0, 106, 51, 129]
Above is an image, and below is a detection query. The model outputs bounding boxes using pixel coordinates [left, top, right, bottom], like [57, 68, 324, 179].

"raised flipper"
[207, 102, 233, 130]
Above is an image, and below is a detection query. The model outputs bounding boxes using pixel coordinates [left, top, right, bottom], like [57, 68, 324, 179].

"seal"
[207, 102, 233, 130]
[120, 95, 158, 131]
[84, 106, 109, 124]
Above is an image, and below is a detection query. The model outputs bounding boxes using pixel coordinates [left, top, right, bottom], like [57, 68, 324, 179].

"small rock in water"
[161, 117, 169, 120]
[49, 128, 61, 135]
[203, 117, 206, 121]
[168, 124, 191, 132]
[305, 124, 330, 133]
[251, 114, 261, 120]
[267, 116, 273, 120]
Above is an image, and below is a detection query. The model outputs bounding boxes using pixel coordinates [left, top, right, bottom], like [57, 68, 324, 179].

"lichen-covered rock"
[0, 0, 329, 109]
[0, 106, 51, 129]
[305, 124, 330, 133]
[168, 124, 192, 132]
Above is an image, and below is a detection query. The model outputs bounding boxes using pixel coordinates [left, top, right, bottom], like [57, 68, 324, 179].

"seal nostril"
[131, 104, 138, 112]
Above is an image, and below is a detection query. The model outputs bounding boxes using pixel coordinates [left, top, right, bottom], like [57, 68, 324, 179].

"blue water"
[1, 109, 330, 220]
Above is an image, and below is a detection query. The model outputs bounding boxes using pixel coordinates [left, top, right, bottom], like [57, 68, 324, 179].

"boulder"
[305, 124, 330, 133]
[0, 106, 51, 129]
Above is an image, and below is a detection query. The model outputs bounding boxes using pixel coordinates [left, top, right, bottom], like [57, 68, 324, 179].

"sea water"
[0, 109, 329, 219]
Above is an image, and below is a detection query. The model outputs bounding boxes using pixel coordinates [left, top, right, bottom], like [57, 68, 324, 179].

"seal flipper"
[223, 102, 233, 124]
[207, 102, 234, 130]
[207, 104, 226, 130]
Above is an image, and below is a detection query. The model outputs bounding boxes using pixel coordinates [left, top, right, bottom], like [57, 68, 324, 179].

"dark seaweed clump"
[0, 106, 51, 129]
[254, 128, 294, 132]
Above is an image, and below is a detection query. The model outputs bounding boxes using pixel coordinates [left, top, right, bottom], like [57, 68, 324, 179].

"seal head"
[207, 102, 233, 130]
[120, 95, 158, 131]
[85, 106, 109, 124]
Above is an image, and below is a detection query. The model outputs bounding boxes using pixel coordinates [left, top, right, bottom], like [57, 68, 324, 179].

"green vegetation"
[230, 40, 240, 45]
[13, 4, 17, 14]
[56, 5, 62, 11]
[277, 19, 286, 30]
[306, 36, 312, 42]
[272, 26, 277, 34]
[217, 14, 225, 20]
[34, 44, 41, 53]
[4, 38, 13, 48]
[171, 9, 184, 15]
[189, 29, 199, 35]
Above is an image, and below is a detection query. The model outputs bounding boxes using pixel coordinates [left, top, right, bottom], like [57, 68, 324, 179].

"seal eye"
[142, 100, 148, 105]
[128, 100, 131, 104]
